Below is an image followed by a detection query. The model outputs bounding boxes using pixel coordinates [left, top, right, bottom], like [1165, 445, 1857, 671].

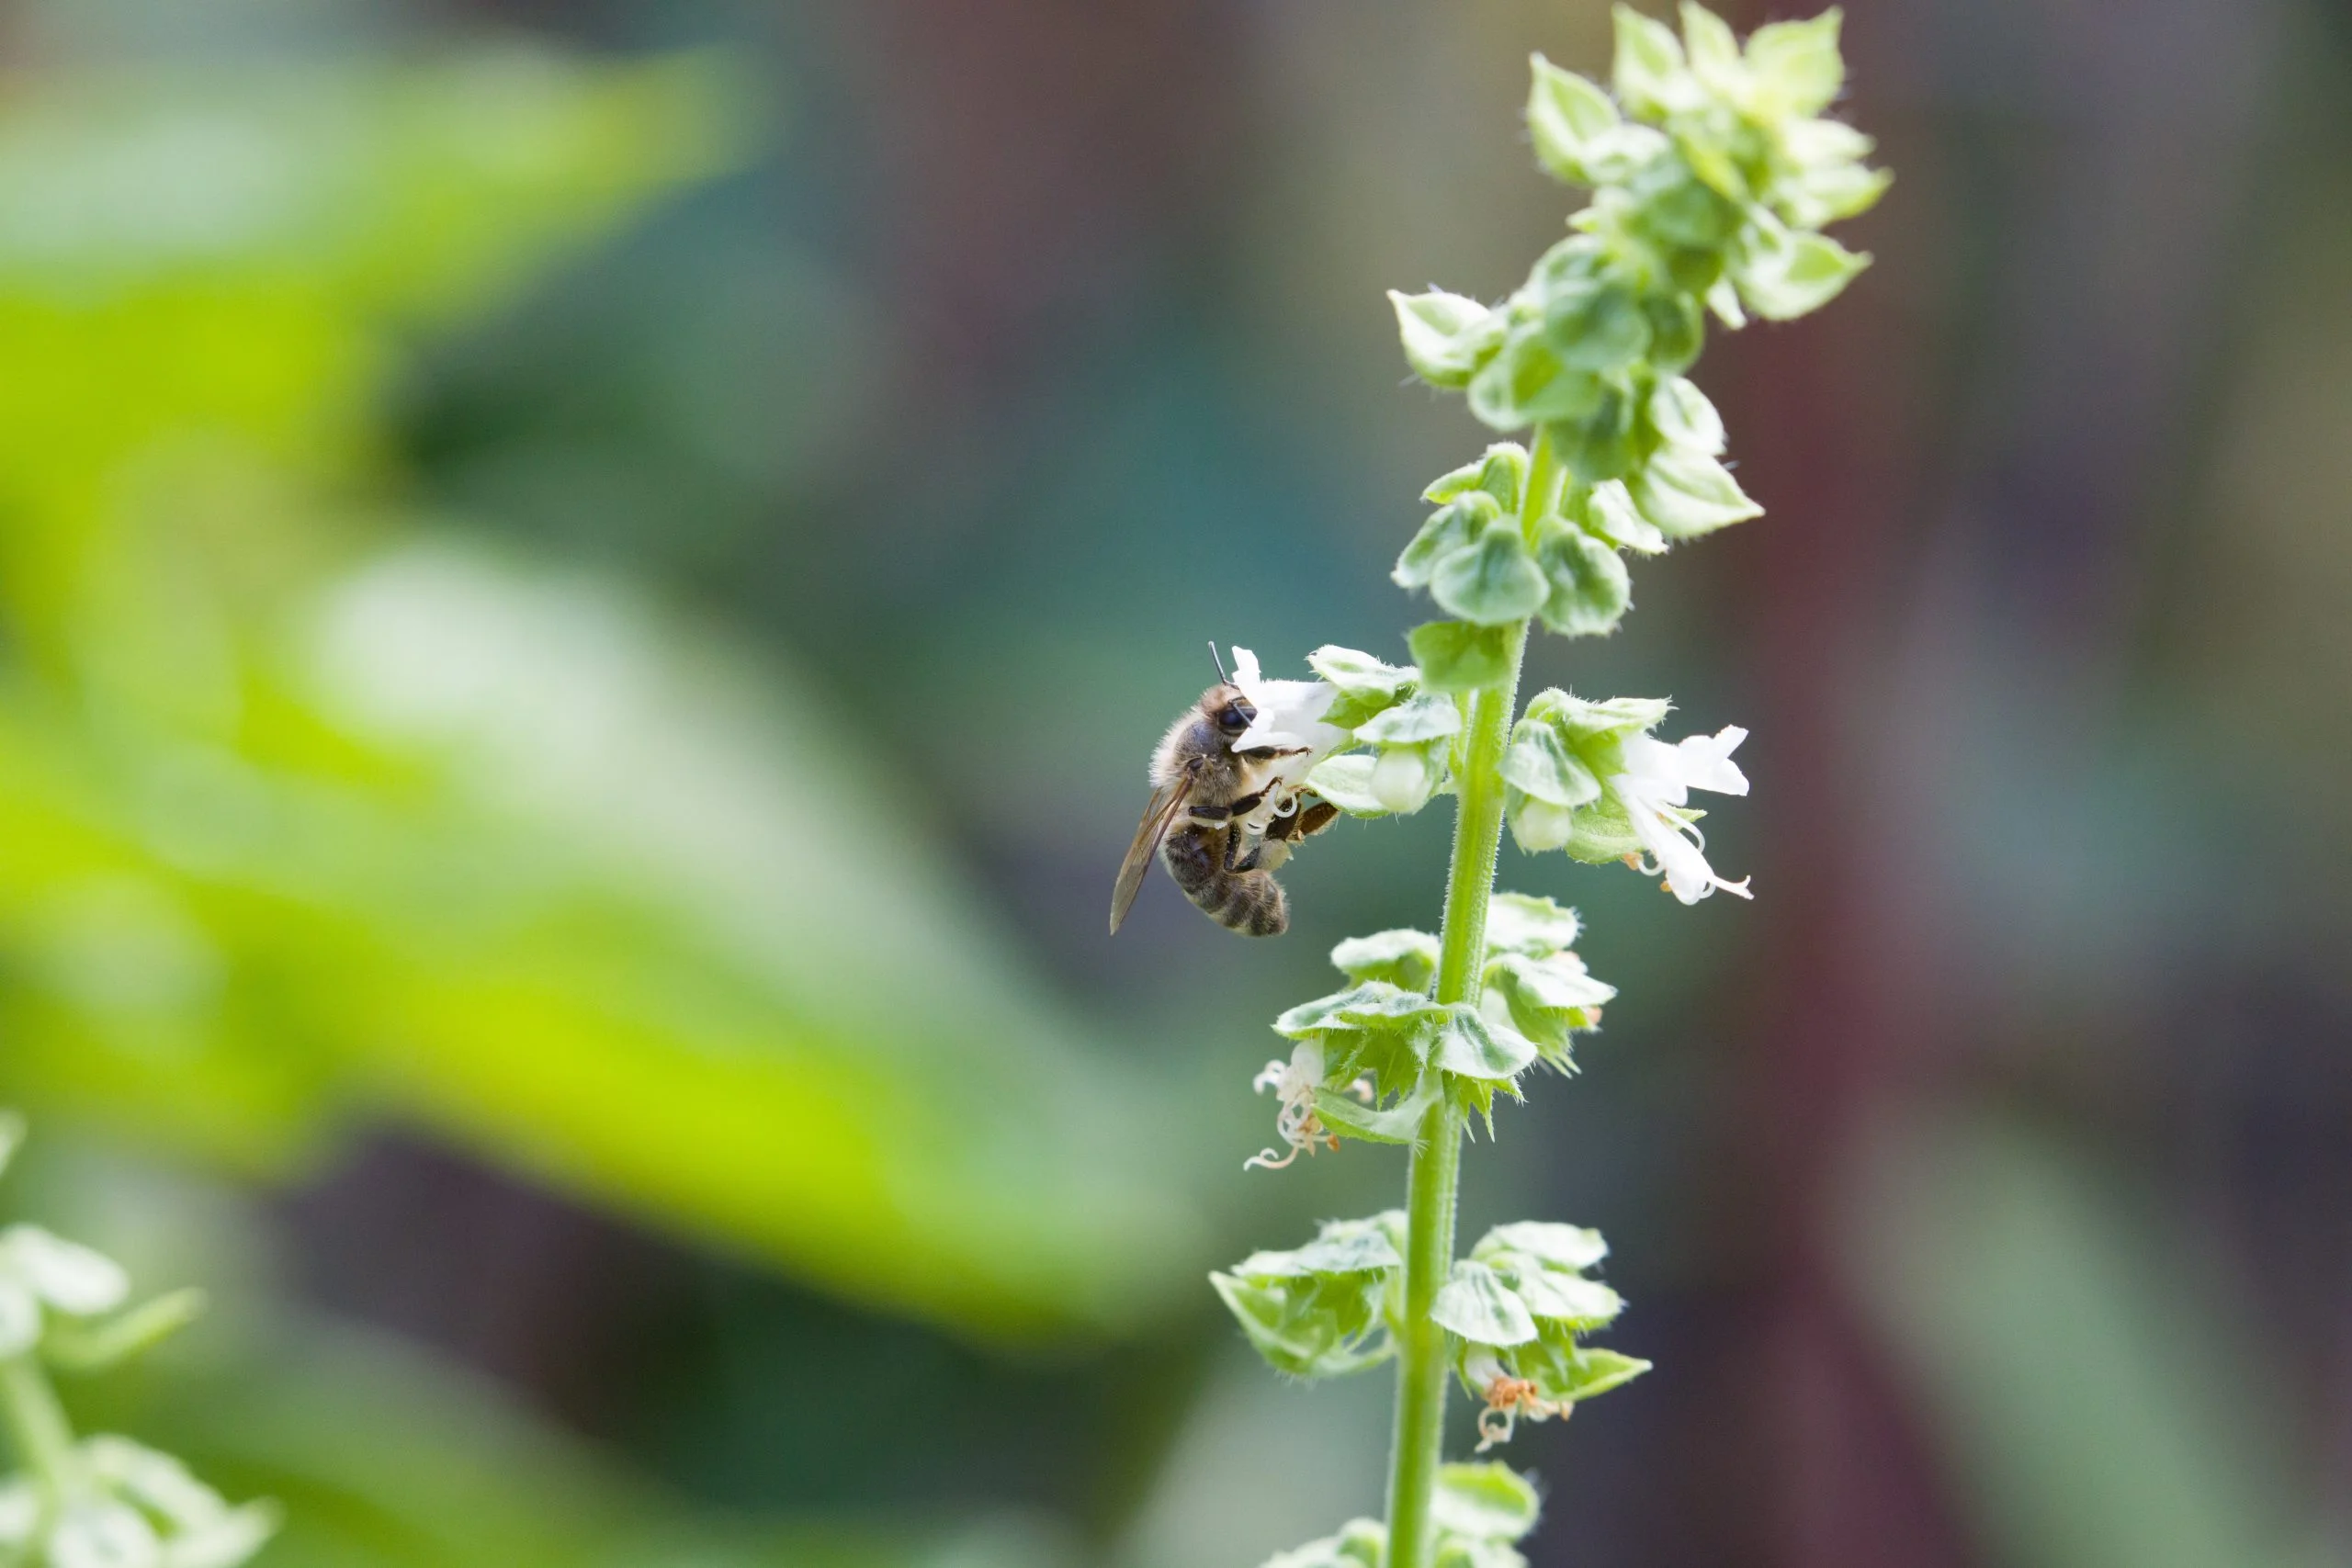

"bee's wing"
[1110, 771, 1194, 933]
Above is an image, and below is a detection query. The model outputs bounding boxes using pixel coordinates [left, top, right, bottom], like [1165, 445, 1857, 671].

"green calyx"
[1261, 1462, 1539, 1568]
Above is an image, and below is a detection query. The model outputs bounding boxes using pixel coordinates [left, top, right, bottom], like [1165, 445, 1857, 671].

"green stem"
[1383, 432, 1557, 1568]
[0, 1352, 83, 1503]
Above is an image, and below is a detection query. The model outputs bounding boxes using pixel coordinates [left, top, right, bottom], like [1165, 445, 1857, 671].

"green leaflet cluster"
[1262, 1462, 1544, 1568]
[0, 1116, 277, 1568]
[1216, 8, 1879, 1565]
[1389, 2, 1882, 657]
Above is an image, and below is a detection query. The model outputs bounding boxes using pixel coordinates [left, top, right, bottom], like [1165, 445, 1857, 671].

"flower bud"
[1373, 745, 1440, 815]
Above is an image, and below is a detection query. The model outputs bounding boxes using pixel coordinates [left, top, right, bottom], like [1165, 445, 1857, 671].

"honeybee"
[1109, 661, 1340, 938]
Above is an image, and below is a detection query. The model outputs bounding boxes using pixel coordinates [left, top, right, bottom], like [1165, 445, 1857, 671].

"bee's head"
[1204, 683, 1256, 738]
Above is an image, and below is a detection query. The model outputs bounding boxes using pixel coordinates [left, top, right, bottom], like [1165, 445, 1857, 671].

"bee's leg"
[1293, 800, 1342, 838]
[1267, 797, 1342, 843]
[1223, 824, 1268, 874]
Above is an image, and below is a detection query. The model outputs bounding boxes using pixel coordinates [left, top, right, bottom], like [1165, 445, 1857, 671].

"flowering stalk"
[1385, 427, 1555, 1562]
[1212, 10, 1882, 1565]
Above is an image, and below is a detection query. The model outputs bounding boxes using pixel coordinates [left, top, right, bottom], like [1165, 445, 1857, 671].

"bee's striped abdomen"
[1162, 825, 1289, 938]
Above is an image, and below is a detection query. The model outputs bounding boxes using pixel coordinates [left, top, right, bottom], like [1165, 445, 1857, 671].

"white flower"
[1243, 1040, 1376, 1170]
[1243, 1041, 1331, 1171]
[1610, 726, 1753, 905]
[1228, 648, 1348, 826]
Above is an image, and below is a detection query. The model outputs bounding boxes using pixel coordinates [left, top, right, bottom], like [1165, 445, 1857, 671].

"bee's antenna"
[1208, 641, 1231, 684]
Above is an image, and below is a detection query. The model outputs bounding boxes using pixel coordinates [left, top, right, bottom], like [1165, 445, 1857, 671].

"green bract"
[1216, 9, 1870, 1562]
[1261, 1463, 1541, 1568]
[1212, 1214, 1406, 1380]
[1505, 690, 1681, 862]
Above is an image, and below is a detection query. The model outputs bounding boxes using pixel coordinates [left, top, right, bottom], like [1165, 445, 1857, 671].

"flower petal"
[1617, 784, 1724, 905]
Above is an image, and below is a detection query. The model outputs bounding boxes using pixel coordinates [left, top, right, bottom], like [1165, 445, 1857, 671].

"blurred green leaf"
[0, 55, 1201, 1340]
[110, 1320, 1077, 1568]
[1845, 1112, 2335, 1568]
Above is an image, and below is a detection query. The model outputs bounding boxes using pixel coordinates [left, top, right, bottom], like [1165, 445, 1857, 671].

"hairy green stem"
[0, 1353, 82, 1504]
[1383, 432, 1557, 1568]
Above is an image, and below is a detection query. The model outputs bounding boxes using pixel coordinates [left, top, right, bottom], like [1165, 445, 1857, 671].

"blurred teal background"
[0, 0, 2347, 1564]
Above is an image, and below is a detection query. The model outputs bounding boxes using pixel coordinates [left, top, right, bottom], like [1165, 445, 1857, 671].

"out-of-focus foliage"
[0, 51, 1198, 1344]
[1846, 1114, 2331, 1568]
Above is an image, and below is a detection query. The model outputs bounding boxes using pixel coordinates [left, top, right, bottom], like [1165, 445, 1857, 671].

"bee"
[1109, 654, 1341, 938]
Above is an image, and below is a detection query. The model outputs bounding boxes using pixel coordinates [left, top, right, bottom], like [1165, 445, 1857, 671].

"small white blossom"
[1244, 1041, 1332, 1171]
[1610, 726, 1753, 905]
[1242, 1041, 1377, 1170]
[1228, 648, 1348, 829]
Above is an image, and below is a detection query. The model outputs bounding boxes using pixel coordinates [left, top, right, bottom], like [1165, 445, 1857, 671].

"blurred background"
[0, 0, 2346, 1563]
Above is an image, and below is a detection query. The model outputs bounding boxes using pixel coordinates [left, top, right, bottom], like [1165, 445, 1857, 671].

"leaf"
[1354, 694, 1463, 747]
[1467, 330, 1606, 431]
[1484, 954, 1607, 1057]
[1526, 56, 1620, 186]
[1396, 493, 1503, 592]
[1643, 288, 1706, 373]
[1432, 1007, 1538, 1083]
[1273, 982, 1416, 1038]
[1648, 376, 1725, 455]
[1778, 160, 1893, 229]
[42, 1288, 207, 1373]
[1626, 442, 1763, 537]
[1421, 444, 1528, 511]
[1732, 221, 1869, 321]
[1524, 689, 1670, 745]
[1518, 1341, 1652, 1404]
[1305, 753, 1390, 817]
[1431, 1259, 1538, 1348]
[1541, 277, 1650, 375]
[1315, 1078, 1438, 1146]
[1249, 1213, 1406, 1279]
[1533, 521, 1631, 638]
[1390, 288, 1505, 389]
[1431, 528, 1548, 626]
[1433, 1461, 1542, 1542]
[1544, 381, 1645, 485]
[1487, 952, 1614, 1014]
[1215, 1215, 1403, 1379]
[1500, 725, 1601, 809]
[1476, 1221, 1610, 1273]
[1408, 622, 1516, 694]
[1211, 1271, 1396, 1380]
[1484, 895, 1584, 957]
[1261, 1520, 1386, 1568]
[1507, 1268, 1624, 1327]
[1307, 645, 1418, 699]
[1611, 3, 1697, 119]
[1329, 929, 1441, 989]
[1311, 646, 1419, 729]
[1679, 3, 1747, 96]
[3, 1224, 130, 1314]
[1580, 479, 1666, 554]
[1746, 9, 1846, 119]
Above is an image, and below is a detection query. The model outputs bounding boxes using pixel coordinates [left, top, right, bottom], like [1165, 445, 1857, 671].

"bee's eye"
[1218, 702, 1254, 733]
